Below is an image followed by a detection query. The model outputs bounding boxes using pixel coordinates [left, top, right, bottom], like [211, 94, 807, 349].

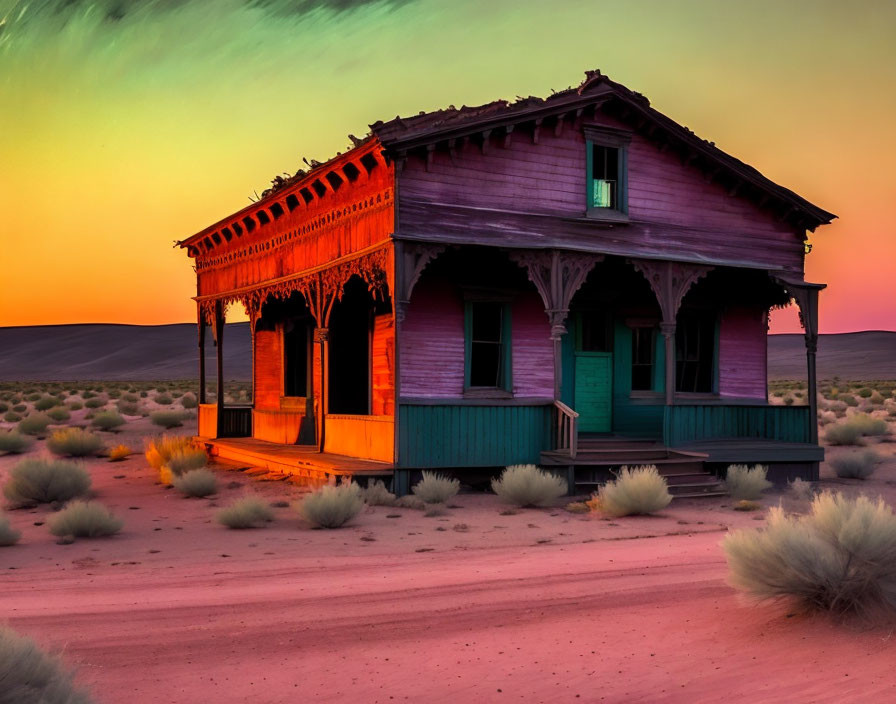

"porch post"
[197, 305, 207, 405]
[213, 300, 225, 437]
[314, 326, 329, 452]
[660, 322, 676, 406]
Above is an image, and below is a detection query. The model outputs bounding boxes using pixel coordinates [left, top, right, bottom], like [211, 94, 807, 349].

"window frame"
[463, 294, 513, 398]
[584, 125, 631, 221]
[674, 309, 720, 395]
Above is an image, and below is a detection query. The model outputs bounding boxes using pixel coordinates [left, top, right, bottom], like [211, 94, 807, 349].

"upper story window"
[584, 125, 631, 220]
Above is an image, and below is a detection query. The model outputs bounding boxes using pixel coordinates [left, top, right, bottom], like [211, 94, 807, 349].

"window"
[283, 319, 309, 397]
[631, 326, 655, 391]
[465, 301, 512, 391]
[578, 312, 612, 353]
[675, 311, 716, 393]
[584, 125, 630, 218]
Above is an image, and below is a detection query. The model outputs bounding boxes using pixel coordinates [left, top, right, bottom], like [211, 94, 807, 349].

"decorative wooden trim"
[630, 259, 714, 325]
[393, 241, 446, 322]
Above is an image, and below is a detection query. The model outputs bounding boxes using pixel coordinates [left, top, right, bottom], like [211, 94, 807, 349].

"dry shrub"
[47, 428, 104, 457]
[298, 484, 363, 528]
[491, 464, 567, 507]
[590, 465, 672, 517]
[394, 495, 425, 510]
[144, 435, 195, 470]
[34, 396, 61, 411]
[733, 500, 762, 511]
[0, 626, 93, 703]
[412, 472, 459, 504]
[180, 393, 198, 409]
[831, 450, 880, 479]
[0, 430, 33, 455]
[723, 492, 896, 618]
[172, 469, 218, 497]
[788, 477, 817, 502]
[3, 458, 91, 506]
[116, 400, 140, 416]
[107, 444, 132, 462]
[12, 403, 27, 413]
[166, 448, 208, 477]
[216, 496, 274, 529]
[91, 410, 125, 431]
[46, 407, 71, 423]
[83, 398, 106, 409]
[564, 501, 590, 514]
[66, 401, 84, 411]
[0, 510, 21, 546]
[724, 464, 772, 500]
[154, 394, 173, 405]
[150, 410, 186, 429]
[857, 387, 874, 398]
[18, 413, 52, 436]
[361, 479, 396, 506]
[826, 414, 889, 445]
[3, 411, 23, 423]
[48, 501, 122, 539]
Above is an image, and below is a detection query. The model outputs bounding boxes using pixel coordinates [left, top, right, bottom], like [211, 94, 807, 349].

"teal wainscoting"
[398, 403, 553, 468]
[610, 322, 665, 438]
[664, 404, 811, 446]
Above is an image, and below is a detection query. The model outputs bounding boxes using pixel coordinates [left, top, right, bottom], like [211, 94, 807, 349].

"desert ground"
[2, 380, 896, 703]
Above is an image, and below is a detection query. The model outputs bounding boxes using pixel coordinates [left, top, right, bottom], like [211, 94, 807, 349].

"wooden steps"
[541, 436, 725, 498]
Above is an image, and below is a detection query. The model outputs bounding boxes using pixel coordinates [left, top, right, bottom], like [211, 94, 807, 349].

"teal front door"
[574, 313, 613, 433]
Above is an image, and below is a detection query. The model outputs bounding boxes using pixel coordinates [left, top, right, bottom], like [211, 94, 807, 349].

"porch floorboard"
[198, 436, 394, 482]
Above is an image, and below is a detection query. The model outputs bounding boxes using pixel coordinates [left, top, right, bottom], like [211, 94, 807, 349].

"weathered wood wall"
[718, 306, 768, 400]
[253, 326, 282, 410]
[398, 112, 805, 272]
[400, 276, 553, 399]
[324, 415, 394, 462]
[372, 313, 395, 415]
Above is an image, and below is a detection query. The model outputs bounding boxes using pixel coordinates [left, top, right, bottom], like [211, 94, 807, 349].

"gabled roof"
[370, 70, 836, 231]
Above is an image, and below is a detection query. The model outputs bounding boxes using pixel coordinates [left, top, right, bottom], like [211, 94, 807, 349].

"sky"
[0, 0, 893, 332]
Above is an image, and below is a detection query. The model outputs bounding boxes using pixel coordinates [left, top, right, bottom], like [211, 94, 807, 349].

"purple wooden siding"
[718, 306, 768, 399]
[400, 279, 553, 399]
[511, 291, 553, 397]
[400, 278, 465, 397]
[399, 114, 803, 272]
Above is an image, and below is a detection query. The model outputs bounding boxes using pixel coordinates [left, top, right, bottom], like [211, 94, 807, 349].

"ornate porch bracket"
[393, 241, 446, 323]
[630, 259, 714, 405]
[771, 274, 825, 444]
[509, 249, 603, 400]
[509, 250, 603, 338]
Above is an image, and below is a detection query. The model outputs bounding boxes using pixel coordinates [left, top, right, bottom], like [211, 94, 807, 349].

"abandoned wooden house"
[178, 69, 835, 494]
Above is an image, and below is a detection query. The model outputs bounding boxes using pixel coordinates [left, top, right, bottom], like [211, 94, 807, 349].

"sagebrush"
[724, 464, 772, 500]
[491, 464, 567, 507]
[412, 472, 459, 504]
[589, 465, 672, 517]
[361, 479, 397, 506]
[3, 458, 92, 506]
[18, 413, 52, 436]
[47, 428, 104, 457]
[216, 496, 274, 529]
[150, 410, 186, 429]
[0, 510, 21, 546]
[723, 492, 896, 618]
[831, 450, 880, 479]
[48, 501, 123, 539]
[172, 469, 218, 497]
[0, 626, 93, 703]
[299, 484, 363, 528]
[0, 430, 33, 455]
[91, 410, 126, 431]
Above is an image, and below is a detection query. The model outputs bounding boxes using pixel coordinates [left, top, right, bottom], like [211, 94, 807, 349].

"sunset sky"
[1, 0, 893, 332]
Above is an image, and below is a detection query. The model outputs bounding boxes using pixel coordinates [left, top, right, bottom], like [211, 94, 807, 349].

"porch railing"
[663, 404, 812, 446]
[553, 401, 579, 459]
[218, 405, 253, 438]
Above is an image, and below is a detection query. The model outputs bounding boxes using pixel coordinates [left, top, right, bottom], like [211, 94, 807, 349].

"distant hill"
[768, 331, 896, 380]
[0, 324, 893, 382]
[0, 323, 251, 381]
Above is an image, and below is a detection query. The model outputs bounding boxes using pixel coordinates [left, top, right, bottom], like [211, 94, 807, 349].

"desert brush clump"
[45, 407, 71, 423]
[116, 400, 141, 416]
[107, 444, 132, 462]
[12, 403, 27, 413]
[361, 479, 397, 506]
[723, 492, 896, 618]
[491, 464, 567, 507]
[48, 501, 123, 539]
[66, 401, 84, 411]
[91, 410, 126, 431]
[46, 428, 104, 457]
[83, 397, 106, 410]
[3, 411, 23, 423]
[172, 469, 218, 497]
[2, 458, 92, 507]
[154, 393, 173, 405]
[0, 510, 21, 546]
[825, 414, 889, 445]
[144, 435, 195, 470]
[588, 465, 672, 517]
[298, 483, 364, 528]
[216, 496, 275, 528]
[0, 626, 93, 703]
[150, 410, 187, 429]
[788, 477, 817, 502]
[33, 396, 61, 411]
[831, 450, 880, 479]
[724, 464, 772, 500]
[0, 430, 33, 455]
[18, 413, 52, 436]
[180, 393, 198, 409]
[412, 472, 460, 504]
[165, 448, 208, 478]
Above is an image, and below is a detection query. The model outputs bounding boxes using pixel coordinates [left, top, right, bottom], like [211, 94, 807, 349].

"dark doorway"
[284, 317, 311, 397]
[328, 277, 371, 414]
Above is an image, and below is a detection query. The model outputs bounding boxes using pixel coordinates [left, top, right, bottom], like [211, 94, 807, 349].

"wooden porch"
[199, 436, 394, 485]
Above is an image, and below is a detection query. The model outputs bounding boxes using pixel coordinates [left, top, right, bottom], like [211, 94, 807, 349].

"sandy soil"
[3, 409, 896, 703]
